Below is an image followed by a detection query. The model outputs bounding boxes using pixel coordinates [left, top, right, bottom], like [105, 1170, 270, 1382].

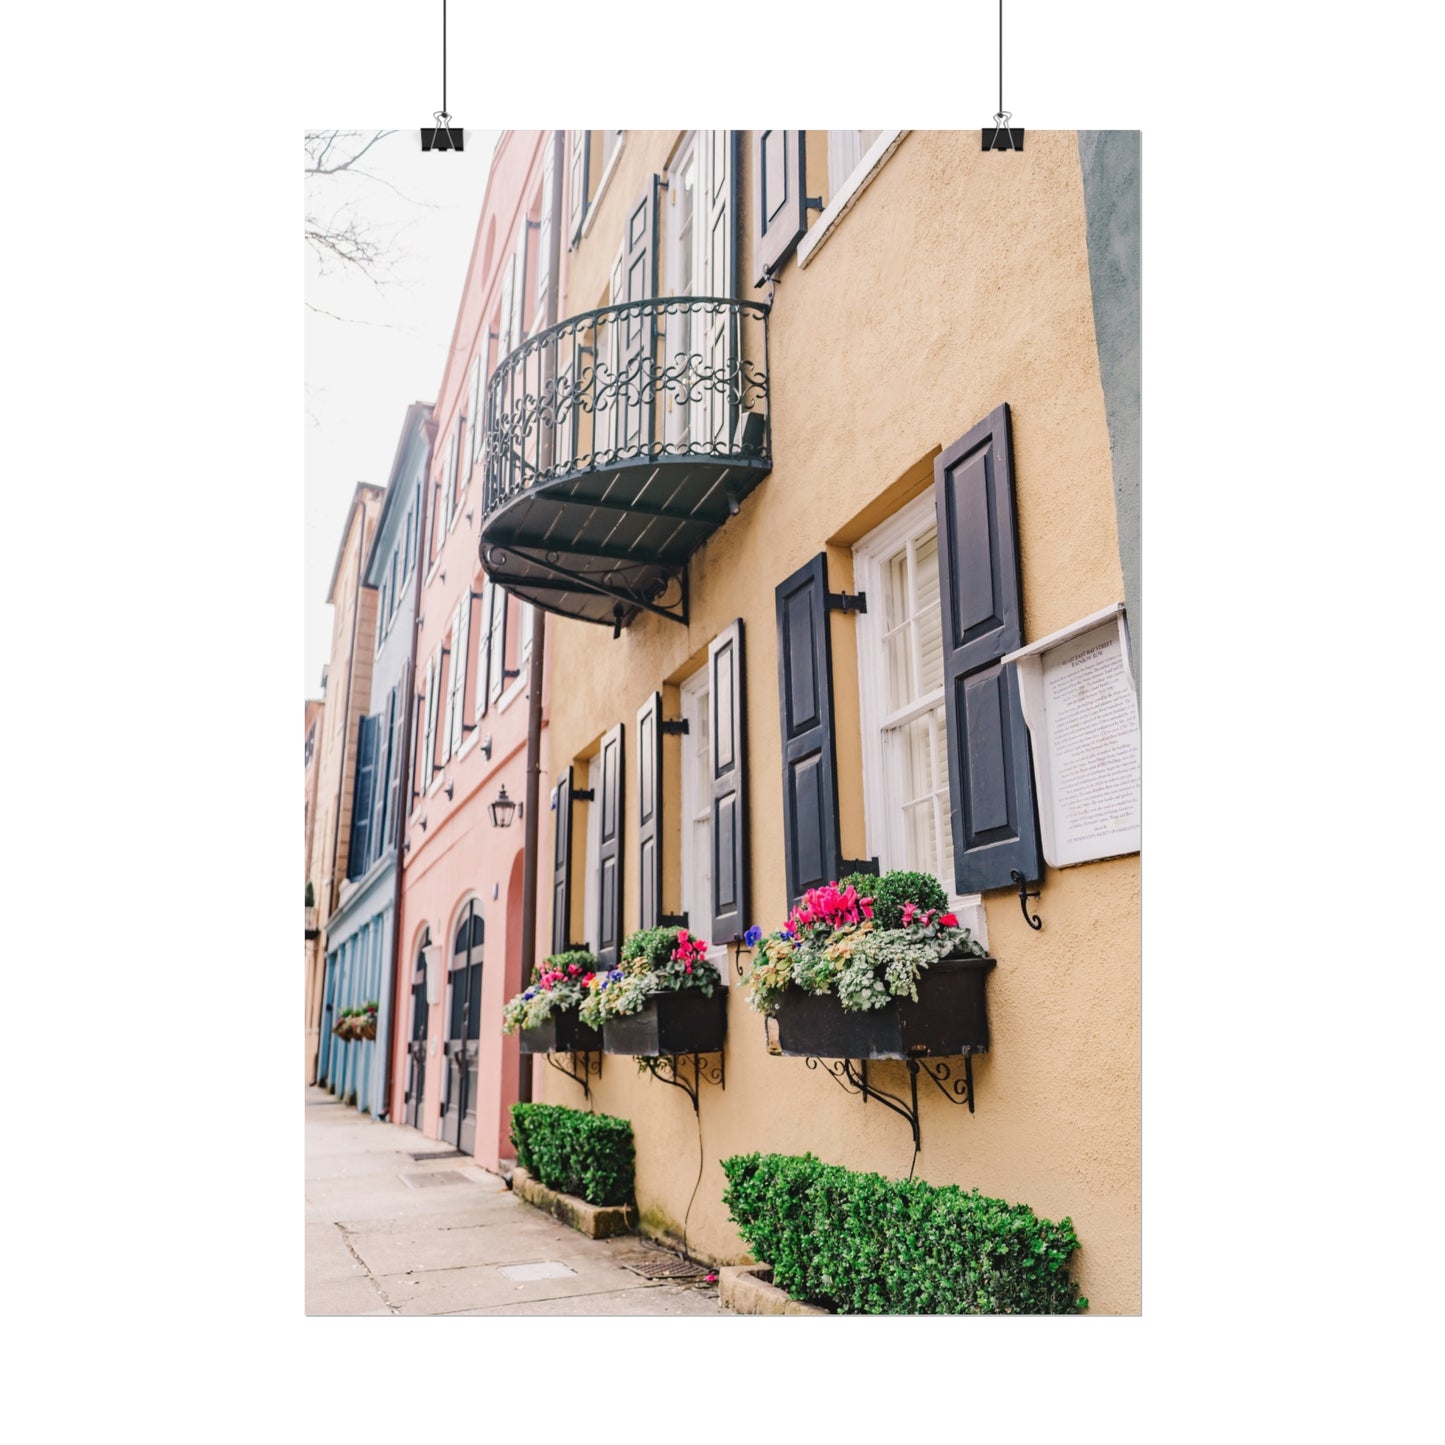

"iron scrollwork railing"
[481, 296, 771, 517]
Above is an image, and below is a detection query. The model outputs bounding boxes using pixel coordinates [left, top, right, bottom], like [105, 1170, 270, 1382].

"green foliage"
[742, 868, 985, 1016]
[721, 1153, 1088, 1315]
[839, 869, 948, 930]
[502, 951, 599, 1033]
[580, 927, 721, 1028]
[305, 880, 315, 907]
[510, 1103, 635, 1207]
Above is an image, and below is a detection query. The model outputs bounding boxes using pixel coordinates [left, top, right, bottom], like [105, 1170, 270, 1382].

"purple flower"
[744, 925, 762, 948]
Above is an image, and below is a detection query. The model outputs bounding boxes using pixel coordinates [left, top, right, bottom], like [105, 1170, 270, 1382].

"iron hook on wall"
[1010, 869, 1042, 930]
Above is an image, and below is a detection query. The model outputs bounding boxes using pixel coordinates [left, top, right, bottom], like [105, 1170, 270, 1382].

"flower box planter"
[601, 990, 727, 1056]
[519, 1009, 603, 1055]
[772, 956, 996, 1059]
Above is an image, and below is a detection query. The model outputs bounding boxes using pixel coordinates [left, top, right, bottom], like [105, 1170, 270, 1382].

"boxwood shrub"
[510, 1103, 635, 1207]
[721, 1152, 1087, 1314]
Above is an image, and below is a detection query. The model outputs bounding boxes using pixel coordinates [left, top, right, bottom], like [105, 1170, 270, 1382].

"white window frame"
[797, 129, 907, 271]
[678, 666, 728, 978]
[852, 492, 988, 948]
[580, 131, 626, 241]
[581, 753, 602, 956]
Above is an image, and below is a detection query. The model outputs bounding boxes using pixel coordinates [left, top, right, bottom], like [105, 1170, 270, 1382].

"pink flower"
[940, 913, 958, 927]
[902, 901, 918, 926]
[685, 963, 692, 973]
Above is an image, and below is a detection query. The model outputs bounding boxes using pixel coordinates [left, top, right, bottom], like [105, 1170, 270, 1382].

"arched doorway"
[403, 928, 430, 1129]
[440, 900, 484, 1154]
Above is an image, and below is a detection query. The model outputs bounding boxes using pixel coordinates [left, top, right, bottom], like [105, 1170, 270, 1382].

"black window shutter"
[636, 692, 662, 930]
[775, 553, 842, 906]
[709, 620, 748, 943]
[550, 767, 573, 953]
[753, 130, 808, 286]
[595, 724, 625, 967]
[609, 184, 658, 458]
[934, 402, 1043, 892]
[348, 714, 379, 878]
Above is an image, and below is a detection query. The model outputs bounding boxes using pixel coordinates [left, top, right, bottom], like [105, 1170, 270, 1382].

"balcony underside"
[478, 452, 772, 630]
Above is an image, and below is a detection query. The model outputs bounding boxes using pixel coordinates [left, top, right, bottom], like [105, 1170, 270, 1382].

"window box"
[600, 990, 727, 1057]
[771, 955, 995, 1060]
[518, 1008, 603, 1056]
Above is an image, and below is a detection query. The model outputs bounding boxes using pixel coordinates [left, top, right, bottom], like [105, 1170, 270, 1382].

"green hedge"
[721, 1153, 1087, 1314]
[510, 1103, 635, 1207]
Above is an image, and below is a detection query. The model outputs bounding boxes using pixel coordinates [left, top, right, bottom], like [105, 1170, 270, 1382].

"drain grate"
[616, 1249, 710, 1281]
[409, 1149, 465, 1162]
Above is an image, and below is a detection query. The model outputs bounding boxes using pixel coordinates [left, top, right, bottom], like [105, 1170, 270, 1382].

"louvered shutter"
[568, 130, 590, 246]
[381, 686, 400, 852]
[776, 554, 842, 906]
[934, 402, 1042, 892]
[753, 130, 808, 285]
[551, 768, 574, 953]
[511, 221, 529, 347]
[498, 253, 516, 363]
[348, 714, 379, 877]
[449, 595, 470, 754]
[636, 692, 662, 930]
[488, 583, 510, 702]
[609, 184, 657, 458]
[467, 357, 482, 475]
[536, 137, 556, 319]
[423, 650, 439, 783]
[595, 724, 625, 968]
[370, 687, 394, 858]
[476, 580, 492, 719]
[704, 131, 738, 446]
[709, 620, 748, 943]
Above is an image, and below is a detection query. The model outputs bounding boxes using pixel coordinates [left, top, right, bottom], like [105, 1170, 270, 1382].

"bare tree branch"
[305, 130, 397, 177]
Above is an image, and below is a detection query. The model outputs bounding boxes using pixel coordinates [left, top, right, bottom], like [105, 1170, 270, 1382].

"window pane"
[915, 531, 943, 694]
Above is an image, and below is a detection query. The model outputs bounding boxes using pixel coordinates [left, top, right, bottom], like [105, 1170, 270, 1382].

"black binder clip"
[982, 112, 1024, 151]
[422, 112, 464, 152]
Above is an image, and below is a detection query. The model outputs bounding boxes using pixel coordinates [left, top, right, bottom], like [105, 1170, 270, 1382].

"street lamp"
[489, 785, 521, 828]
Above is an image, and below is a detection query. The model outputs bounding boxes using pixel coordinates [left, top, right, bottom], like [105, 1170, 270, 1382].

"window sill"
[796, 130, 908, 271]
[497, 674, 527, 713]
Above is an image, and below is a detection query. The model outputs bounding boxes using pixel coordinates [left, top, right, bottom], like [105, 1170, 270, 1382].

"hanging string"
[994, 0, 1008, 128]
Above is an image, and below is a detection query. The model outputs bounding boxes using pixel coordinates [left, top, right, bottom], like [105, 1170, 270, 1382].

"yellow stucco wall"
[542, 130, 1140, 1313]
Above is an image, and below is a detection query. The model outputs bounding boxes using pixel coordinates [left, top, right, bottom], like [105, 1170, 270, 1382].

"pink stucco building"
[390, 132, 559, 1169]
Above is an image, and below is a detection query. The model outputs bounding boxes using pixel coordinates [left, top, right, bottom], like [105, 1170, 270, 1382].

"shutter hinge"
[659, 913, 689, 928]
[659, 719, 689, 735]
[571, 788, 596, 802]
[826, 591, 868, 615]
[805, 195, 824, 212]
[503, 667, 521, 681]
[840, 857, 879, 876]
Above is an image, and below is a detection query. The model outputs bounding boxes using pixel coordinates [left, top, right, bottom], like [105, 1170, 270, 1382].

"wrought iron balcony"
[479, 296, 771, 631]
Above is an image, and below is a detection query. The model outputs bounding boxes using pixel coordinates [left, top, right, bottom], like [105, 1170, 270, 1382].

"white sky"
[304, 130, 500, 696]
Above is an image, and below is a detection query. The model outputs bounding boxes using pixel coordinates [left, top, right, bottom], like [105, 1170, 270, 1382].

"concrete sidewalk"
[305, 1088, 728, 1317]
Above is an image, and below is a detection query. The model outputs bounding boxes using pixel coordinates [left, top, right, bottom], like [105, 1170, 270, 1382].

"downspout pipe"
[383, 422, 437, 1123]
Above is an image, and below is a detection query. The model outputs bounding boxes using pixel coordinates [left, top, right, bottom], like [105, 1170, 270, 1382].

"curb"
[718, 1263, 829, 1316]
[512, 1167, 637, 1239]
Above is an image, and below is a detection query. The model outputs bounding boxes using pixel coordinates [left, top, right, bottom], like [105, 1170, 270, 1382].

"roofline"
[325, 482, 386, 604]
[363, 401, 434, 586]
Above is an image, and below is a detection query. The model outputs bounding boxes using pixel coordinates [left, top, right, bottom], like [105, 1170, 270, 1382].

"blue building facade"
[319, 402, 431, 1116]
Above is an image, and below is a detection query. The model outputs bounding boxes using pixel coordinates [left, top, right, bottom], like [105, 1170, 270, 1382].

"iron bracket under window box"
[767, 955, 996, 1149]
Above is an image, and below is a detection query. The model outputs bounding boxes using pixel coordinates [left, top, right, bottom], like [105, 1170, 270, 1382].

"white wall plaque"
[1001, 604, 1140, 869]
